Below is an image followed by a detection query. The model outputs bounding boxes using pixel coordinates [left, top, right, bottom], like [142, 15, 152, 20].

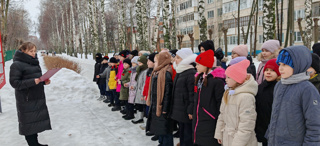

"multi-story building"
[175, 0, 318, 54]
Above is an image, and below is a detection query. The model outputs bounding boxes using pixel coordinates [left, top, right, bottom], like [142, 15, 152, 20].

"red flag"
[0, 30, 5, 89]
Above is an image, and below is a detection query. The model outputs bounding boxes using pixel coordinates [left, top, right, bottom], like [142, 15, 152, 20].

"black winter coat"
[93, 59, 102, 83]
[97, 63, 108, 84]
[192, 71, 225, 146]
[169, 68, 196, 123]
[255, 80, 277, 143]
[247, 55, 257, 79]
[149, 71, 173, 135]
[9, 50, 51, 136]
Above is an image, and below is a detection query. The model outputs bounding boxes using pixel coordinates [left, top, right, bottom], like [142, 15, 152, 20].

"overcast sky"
[23, 0, 41, 37]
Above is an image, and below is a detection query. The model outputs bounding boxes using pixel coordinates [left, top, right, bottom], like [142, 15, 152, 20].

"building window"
[208, 0, 214, 4]
[259, 35, 263, 44]
[294, 32, 302, 42]
[223, 16, 254, 28]
[240, 0, 247, 9]
[217, 8, 223, 16]
[208, 25, 214, 30]
[182, 13, 194, 22]
[227, 36, 238, 45]
[180, 0, 192, 10]
[258, 16, 263, 26]
[294, 9, 305, 21]
[180, 26, 193, 35]
[312, 2, 320, 17]
[258, 0, 263, 11]
[208, 10, 214, 18]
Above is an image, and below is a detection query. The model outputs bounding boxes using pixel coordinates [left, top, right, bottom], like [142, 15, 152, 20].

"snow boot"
[122, 110, 129, 118]
[151, 135, 159, 141]
[108, 103, 114, 107]
[139, 125, 146, 130]
[124, 111, 134, 120]
[111, 106, 121, 111]
[103, 96, 110, 103]
[146, 131, 154, 136]
[131, 112, 144, 124]
[97, 95, 104, 101]
[120, 107, 127, 115]
[173, 130, 180, 138]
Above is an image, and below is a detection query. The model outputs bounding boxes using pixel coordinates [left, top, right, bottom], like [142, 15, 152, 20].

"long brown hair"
[195, 67, 211, 87]
[19, 42, 36, 52]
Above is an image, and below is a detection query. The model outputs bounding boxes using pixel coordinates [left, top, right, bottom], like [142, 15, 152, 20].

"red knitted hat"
[195, 50, 215, 68]
[225, 59, 250, 84]
[264, 58, 280, 76]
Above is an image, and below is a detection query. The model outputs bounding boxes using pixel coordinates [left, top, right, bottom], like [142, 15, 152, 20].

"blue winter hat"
[276, 50, 294, 68]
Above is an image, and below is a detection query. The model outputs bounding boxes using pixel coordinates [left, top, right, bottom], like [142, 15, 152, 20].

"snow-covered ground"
[0, 53, 167, 146]
[0, 53, 262, 146]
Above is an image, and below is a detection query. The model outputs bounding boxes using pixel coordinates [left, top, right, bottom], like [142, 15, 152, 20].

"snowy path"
[0, 54, 165, 146]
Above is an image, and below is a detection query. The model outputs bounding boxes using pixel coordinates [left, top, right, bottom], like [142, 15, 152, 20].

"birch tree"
[263, 0, 276, 41]
[163, 0, 171, 49]
[305, 0, 312, 49]
[171, 0, 176, 50]
[70, 0, 77, 57]
[100, 0, 108, 53]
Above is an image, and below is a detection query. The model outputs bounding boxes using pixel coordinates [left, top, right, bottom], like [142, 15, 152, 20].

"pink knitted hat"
[261, 40, 280, 53]
[232, 45, 248, 57]
[226, 59, 250, 84]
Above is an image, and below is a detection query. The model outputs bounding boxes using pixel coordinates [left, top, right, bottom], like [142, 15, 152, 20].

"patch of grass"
[43, 56, 81, 74]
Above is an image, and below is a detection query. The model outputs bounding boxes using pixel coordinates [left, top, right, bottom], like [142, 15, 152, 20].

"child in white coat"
[215, 60, 258, 146]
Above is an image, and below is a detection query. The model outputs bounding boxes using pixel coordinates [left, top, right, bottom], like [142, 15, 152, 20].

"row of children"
[93, 39, 320, 146]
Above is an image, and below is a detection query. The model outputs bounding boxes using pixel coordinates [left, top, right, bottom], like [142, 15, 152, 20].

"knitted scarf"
[135, 63, 148, 81]
[147, 52, 172, 117]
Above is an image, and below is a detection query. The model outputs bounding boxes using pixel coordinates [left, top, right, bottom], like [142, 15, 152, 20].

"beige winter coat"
[214, 75, 258, 146]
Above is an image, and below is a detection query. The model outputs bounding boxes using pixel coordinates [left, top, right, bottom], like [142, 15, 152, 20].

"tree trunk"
[297, 18, 307, 47]
[171, 0, 176, 50]
[70, 0, 77, 57]
[305, 0, 312, 50]
[100, 0, 108, 54]
[263, 0, 276, 41]
[237, 0, 240, 45]
[284, 0, 292, 47]
[280, 0, 283, 46]
[254, 0, 259, 57]
[314, 18, 319, 44]
[163, 0, 171, 49]
[222, 27, 228, 57]
[245, 0, 257, 44]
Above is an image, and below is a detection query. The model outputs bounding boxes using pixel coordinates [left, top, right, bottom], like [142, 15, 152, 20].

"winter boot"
[111, 106, 121, 111]
[108, 103, 114, 107]
[122, 110, 129, 118]
[124, 111, 135, 120]
[120, 107, 127, 115]
[131, 111, 144, 124]
[173, 130, 180, 138]
[151, 135, 159, 141]
[97, 95, 104, 101]
[146, 131, 154, 136]
[103, 96, 110, 103]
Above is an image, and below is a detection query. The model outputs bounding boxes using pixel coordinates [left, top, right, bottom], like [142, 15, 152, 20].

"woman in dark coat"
[169, 48, 197, 146]
[9, 42, 51, 146]
[147, 52, 174, 146]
